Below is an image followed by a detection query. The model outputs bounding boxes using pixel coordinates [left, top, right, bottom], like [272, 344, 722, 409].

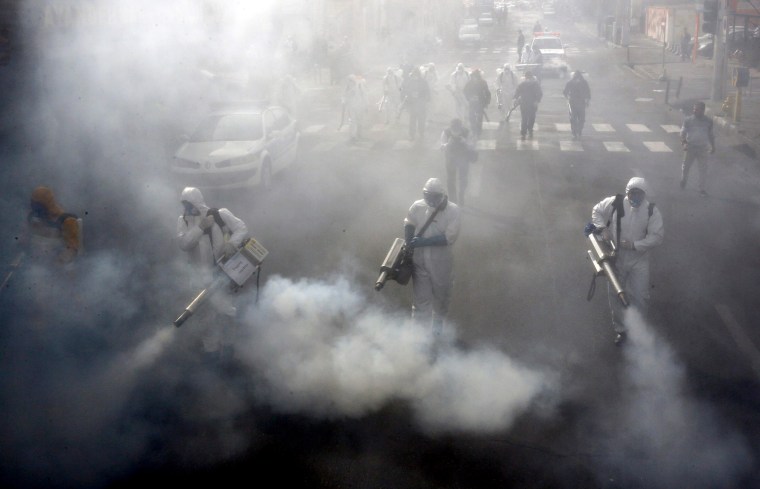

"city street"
[2, 3, 760, 489]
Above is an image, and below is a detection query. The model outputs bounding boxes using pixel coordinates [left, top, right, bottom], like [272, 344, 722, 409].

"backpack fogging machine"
[374, 238, 413, 291]
[174, 237, 268, 327]
[586, 230, 628, 307]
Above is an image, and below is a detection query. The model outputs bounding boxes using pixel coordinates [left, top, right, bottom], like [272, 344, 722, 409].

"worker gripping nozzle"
[587, 232, 629, 307]
[375, 238, 413, 291]
[174, 237, 268, 327]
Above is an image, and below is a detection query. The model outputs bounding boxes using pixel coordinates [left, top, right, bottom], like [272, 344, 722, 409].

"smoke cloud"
[596, 309, 754, 488]
[237, 275, 554, 433]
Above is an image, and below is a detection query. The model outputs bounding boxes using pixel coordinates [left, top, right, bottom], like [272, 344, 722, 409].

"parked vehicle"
[171, 104, 300, 190]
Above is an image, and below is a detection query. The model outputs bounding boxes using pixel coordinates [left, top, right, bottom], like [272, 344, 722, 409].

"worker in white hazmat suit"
[591, 177, 664, 345]
[342, 74, 368, 142]
[404, 178, 461, 336]
[177, 187, 248, 361]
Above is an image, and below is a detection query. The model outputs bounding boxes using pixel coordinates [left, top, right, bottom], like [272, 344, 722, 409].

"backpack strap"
[206, 208, 226, 230]
[605, 194, 625, 247]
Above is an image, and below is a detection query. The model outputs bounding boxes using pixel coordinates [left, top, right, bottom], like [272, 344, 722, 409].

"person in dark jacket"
[440, 118, 476, 206]
[563, 70, 591, 139]
[400, 66, 431, 141]
[462, 68, 491, 138]
[513, 70, 543, 140]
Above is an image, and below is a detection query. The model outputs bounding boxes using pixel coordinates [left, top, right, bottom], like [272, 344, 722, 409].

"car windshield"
[191, 113, 263, 142]
[461, 25, 479, 33]
[532, 37, 562, 50]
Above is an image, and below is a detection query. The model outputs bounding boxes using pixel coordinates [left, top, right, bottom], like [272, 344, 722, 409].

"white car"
[530, 33, 569, 76]
[458, 25, 482, 45]
[171, 105, 300, 190]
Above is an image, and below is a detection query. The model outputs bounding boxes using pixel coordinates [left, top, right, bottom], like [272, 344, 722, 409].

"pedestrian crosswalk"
[301, 121, 684, 154]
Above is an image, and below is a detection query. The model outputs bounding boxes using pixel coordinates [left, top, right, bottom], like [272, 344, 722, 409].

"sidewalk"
[606, 30, 760, 161]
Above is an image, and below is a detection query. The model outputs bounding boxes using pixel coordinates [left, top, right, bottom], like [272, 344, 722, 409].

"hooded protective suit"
[27, 186, 80, 264]
[177, 187, 248, 269]
[404, 178, 461, 331]
[177, 187, 248, 353]
[591, 177, 664, 333]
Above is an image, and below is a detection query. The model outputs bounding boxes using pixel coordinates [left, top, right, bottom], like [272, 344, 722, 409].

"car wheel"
[261, 160, 272, 190]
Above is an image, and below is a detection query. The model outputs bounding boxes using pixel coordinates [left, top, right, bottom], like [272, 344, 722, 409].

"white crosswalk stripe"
[642, 141, 672, 152]
[560, 140, 584, 151]
[604, 142, 630, 152]
[476, 139, 497, 150]
[392, 140, 415, 150]
[311, 141, 338, 152]
[592, 123, 615, 132]
[516, 140, 539, 150]
[303, 117, 684, 154]
[304, 124, 325, 134]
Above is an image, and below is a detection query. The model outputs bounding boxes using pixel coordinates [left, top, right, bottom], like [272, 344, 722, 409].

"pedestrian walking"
[516, 29, 525, 63]
[496, 63, 516, 124]
[462, 68, 491, 138]
[563, 70, 591, 139]
[404, 177, 461, 339]
[680, 27, 691, 61]
[177, 187, 249, 364]
[448, 63, 470, 121]
[380, 67, 402, 124]
[342, 74, 369, 142]
[590, 177, 664, 345]
[513, 70, 542, 140]
[400, 66, 431, 141]
[440, 118, 476, 206]
[680, 101, 715, 196]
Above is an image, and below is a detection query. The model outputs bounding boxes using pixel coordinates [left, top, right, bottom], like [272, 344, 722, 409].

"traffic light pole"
[711, 3, 725, 102]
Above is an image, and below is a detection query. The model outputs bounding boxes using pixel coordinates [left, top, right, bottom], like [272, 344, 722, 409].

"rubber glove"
[199, 215, 215, 231]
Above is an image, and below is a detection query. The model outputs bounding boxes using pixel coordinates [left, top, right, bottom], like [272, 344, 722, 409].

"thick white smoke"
[599, 308, 753, 488]
[236, 275, 554, 433]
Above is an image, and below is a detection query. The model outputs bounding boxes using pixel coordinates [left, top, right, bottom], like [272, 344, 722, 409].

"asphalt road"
[2, 7, 760, 489]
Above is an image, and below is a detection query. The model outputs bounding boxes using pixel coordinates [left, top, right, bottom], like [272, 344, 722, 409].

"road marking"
[635, 97, 654, 102]
[516, 140, 539, 150]
[643, 141, 672, 152]
[310, 141, 337, 152]
[560, 140, 584, 151]
[476, 139, 496, 150]
[555, 123, 572, 132]
[392, 140, 415, 150]
[303, 124, 325, 134]
[592, 123, 615, 132]
[493, 49, 502, 54]
[603, 141, 629, 152]
[715, 304, 760, 379]
[661, 124, 681, 133]
[627, 123, 651, 132]
[483, 121, 500, 130]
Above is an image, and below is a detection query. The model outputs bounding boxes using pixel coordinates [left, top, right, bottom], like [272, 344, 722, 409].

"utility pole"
[711, 0, 726, 101]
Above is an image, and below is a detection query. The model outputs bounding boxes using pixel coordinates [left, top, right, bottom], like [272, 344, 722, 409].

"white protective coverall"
[404, 178, 461, 331]
[176, 187, 248, 353]
[591, 177, 664, 333]
[449, 64, 470, 121]
[343, 74, 368, 141]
